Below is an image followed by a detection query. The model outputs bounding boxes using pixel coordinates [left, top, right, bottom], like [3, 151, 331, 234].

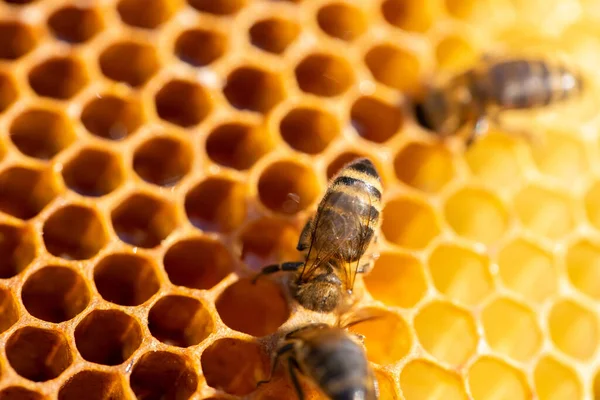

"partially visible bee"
[414, 56, 585, 146]
[257, 323, 378, 400]
[252, 158, 383, 313]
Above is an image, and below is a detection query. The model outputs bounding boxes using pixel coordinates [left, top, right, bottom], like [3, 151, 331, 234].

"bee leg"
[288, 358, 306, 400]
[296, 217, 313, 251]
[256, 342, 295, 388]
[466, 116, 490, 147]
[252, 261, 305, 284]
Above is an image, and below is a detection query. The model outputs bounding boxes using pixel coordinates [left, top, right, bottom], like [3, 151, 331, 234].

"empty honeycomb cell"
[257, 160, 319, 215]
[216, 278, 289, 336]
[400, 359, 467, 400]
[0, 165, 60, 220]
[444, 0, 476, 19]
[444, 187, 508, 244]
[185, 176, 247, 233]
[42, 205, 108, 260]
[530, 132, 587, 182]
[481, 297, 542, 362]
[99, 41, 160, 87]
[74, 309, 142, 366]
[365, 45, 420, 94]
[514, 185, 574, 239]
[0, 287, 19, 333]
[548, 299, 599, 361]
[188, 0, 246, 15]
[130, 351, 198, 400]
[5, 327, 72, 382]
[9, 107, 75, 160]
[111, 193, 177, 248]
[497, 237, 558, 303]
[394, 142, 454, 192]
[381, 0, 434, 33]
[0, 21, 37, 60]
[435, 34, 477, 72]
[47, 5, 103, 44]
[469, 356, 531, 400]
[375, 370, 398, 400]
[279, 107, 339, 154]
[201, 337, 268, 395]
[350, 96, 403, 143]
[0, 387, 46, 400]
[133, 134, 192, 186]
[58, 370, 127, 400]
[534, 356, 582, 400]
[164, 236, 234, 290]
[62, 147, 124, 197]
[0, 72, 18, 112]
[381, 197, 441, 249]
[585, 181, 600, 230]
[316, 3, 367, 41]
[295, 53, 354, 97]
[28, 56, 89, 100]
[154, 79, 212, 128]
[0, 222, 35, 279]
[414, 301, 478, 366]
[81, 94, 144, 140]
[465, 133, 522, 188]
[21, 266, 90, 323]
[117, 0, 181, 29]
[566, 239, 600, 300]
[175, 28, 227, 67]
[363, 251, 427, 308]
[429, 243, 493, 305]
[239, 217, 301, 270]
[223, 67, 285, 114]
[206, 122, 272, 171]
[148, 295, 213, 347]
[94, 253, 160, 306]
[249, 17, 300, 54]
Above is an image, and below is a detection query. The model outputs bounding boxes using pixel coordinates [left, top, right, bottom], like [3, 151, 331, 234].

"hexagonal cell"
[6, 327, 72, 382]
[279, 107, 339, 154]
[164, 236, 234, 290]
[94, 253, 160, 306]
[47, 5, 103, 44]
[534, 356, 582, 400]
[435, 34, 477, 72]
[62, 147, 124, 197]
[295, 53, 354, 97]
[99, 41, 160, 87]
[316, 3, 366, 41]
[350, 96, 403, 143]
[205, 121, 272, 170]
[400, 359, 467, 400]
[444, 187, 508, 244]
[381, 197, 440, 250]
[175, 28, 227, 67]
[566, 239, 600, 299]
[257, 160, 319, 215]
[216, 278, 289, 336]
[130, 351, 198, 400]
[381, 0, 434, 32]
[0, 222, 35, 278]
[0, 165, 60, 220]
[75, 309, 142, 366]
[111, 193, 177, 248]
[394, 142, 454, 192]
[0, 387, 46, 400]
[0, 72, 18, 112]
[514, 185, 574, 239]
[364, 251, 427, 308]
[548, 299, 599, 361]
[445, 0, 476, 19]
[429, 243, 493, 305]
[497, 238, 558, 303]
[58, 370, 127, 400]
[188, 0, 246, 15]
[185, 176, 247, 233]
[81, 94, 144, 140]
[414, 301, 477, 366]
[28, 56, 88, 100]
[201, 338, 269, 396]
[375, 370, 398, 400]
[0, 287, 19, 333]
[468, 356, 531, 400]
[155, 79, 212, 128]
[21, 266, 90, 323]
[43, 205, 107, 260]
[0, 21, 37, 60]
[249, 17, 299, 54]
[585, 180, 600, 230]
[465, 132, 522, 189]
[365, 45, 420, 94]
[118, 0, 181, 29]
[149, 295, 213, 347]
[10, 108, 75, 160]
[482, 297, 542, 362]
[133, 134, 193, 186]
[530, 132, 587, 182]
[223, 67, 285, 114]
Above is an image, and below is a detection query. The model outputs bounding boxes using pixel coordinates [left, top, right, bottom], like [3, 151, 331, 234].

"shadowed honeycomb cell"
[381, 197, 440, 249]
[394, 142, 454, 192]
[279, 106, 339, 154]
[0, 165, 60, 220]
[238, 217, 300, 270]
[548, 299, 599, 361]
[81, 94, 144, 140]
[75, 309, 142, 366]
[117, 0, 181, 29]
[465, 133, 522, 188]
[155, 79, 212, 128]
[28, 56, 89, 100]
[514, 185, 574, 239]
[469, 356, 531, 400]
[316, 3, 366, 41]
[534, 356, 582, 400]
[175, 28, 227, 67]
[0, 222, 35, 279]
[0, 21, 37, 60]
[381, 0, 434, 32]
[223, 67, 285, 113]
[62, 147, 124, 197]
[0, 72, 18, 112]
[133, 133, 193, 186]
[58, 370, 127, 400]
[295, 53, 354, 97]
[566, 238, 600, 299]
[0, 287, 19, 333]
[47, 5, 104, 44]
[205, 121, 272, 170]
[350, 96, 402, 143]
[249, 17, 300, 54]
[445, 0, 476, 19]
[99, 41, 160, 87]
[400, 360, 467, 400]
[21, 266, 90, 323]
[6, 327, 72, 382]
[435, 34, 477, 72]
[365, 44, 420, 93]
[188, 0, 246, 15]
[0, 387, 46, 400]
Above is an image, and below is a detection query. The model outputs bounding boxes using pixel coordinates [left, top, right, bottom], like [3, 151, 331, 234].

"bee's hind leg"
[256, 343, 295, 388]
[465, 116, 490, 147]
[288, 359, 306, 400]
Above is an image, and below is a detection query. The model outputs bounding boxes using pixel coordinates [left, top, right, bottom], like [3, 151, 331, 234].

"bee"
[414, 56, 585, 146]
[252, 157, 382, 313]
[257, 323, 378, 400]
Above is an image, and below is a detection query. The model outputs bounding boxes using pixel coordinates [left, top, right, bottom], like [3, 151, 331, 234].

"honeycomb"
[1, 0, 600, 399]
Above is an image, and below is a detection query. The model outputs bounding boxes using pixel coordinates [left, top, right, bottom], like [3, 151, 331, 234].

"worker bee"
[257, 322, 378, 400]
[414, 56, 585, 146]
[252, 157, 382, 313]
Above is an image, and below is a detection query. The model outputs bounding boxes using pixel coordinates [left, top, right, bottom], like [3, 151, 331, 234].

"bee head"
[291, 274, 342, 313]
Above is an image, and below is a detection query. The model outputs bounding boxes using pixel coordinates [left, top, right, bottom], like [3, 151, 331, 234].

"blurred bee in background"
[414, 56, 585, 146]
[252, 158, 382, 313]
